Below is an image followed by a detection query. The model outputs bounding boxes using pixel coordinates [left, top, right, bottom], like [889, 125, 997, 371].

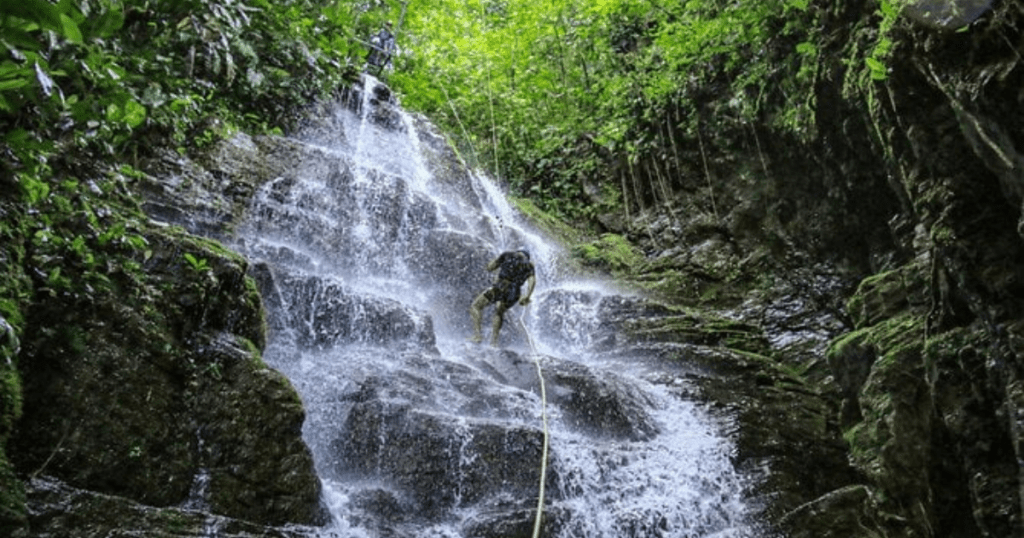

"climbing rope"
[519, 305, 548, 538]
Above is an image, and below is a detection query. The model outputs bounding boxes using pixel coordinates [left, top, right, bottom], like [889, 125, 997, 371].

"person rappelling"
[365, 20, 396, 74]
[469, 249, 536, 346]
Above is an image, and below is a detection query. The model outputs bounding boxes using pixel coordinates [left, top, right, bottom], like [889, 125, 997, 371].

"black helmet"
[517, 248, 530, 260]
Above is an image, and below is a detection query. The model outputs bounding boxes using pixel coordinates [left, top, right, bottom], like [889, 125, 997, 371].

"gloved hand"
[519, 296, 531, 306]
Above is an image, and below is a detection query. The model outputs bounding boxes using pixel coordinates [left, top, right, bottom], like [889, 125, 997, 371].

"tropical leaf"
[59, 13, 82, 44]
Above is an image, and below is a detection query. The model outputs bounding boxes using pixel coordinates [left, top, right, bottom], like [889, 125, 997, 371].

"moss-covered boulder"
[9, 226, 325, 529]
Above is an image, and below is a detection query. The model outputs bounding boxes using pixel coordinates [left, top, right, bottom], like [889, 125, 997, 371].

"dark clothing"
[469, 250, 536, 345]
[366, 28, 395, 68]
[483, 251, 535, 308]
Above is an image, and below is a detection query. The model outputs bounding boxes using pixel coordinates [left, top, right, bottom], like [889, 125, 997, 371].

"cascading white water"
[235, 75, 760, 538]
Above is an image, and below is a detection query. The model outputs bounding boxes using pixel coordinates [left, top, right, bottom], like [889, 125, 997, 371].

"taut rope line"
[519, 305, 548, 538]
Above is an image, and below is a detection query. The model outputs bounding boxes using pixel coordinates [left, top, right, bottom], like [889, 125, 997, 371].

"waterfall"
[234, 75, 759, 538]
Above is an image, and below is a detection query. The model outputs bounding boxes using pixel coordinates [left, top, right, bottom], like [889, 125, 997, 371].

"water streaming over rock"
[233, 75, 760, 538]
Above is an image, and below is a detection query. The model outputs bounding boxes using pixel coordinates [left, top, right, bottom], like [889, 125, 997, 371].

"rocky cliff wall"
[620, 2, 1024, 536]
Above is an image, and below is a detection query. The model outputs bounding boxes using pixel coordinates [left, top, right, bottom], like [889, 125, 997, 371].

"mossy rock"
[24, 476, 310, 538]
[778, 484, 889, 538]
[0, 314, 25, 534]
[571, 233, 644, 275]
[9, 222, 320, 526]
[845, 263, 929, 329]
[831, 313, 933, 536]
[623, 308, 770, 355]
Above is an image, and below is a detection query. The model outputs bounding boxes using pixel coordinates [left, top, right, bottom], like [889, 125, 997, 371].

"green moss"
[0, 367, 22, 436]
[829, 313, 923, 362]
[239, 337, 266, 366]
[843, 410, 887, 472]
[833, 310, 927, 488]
[923, 326, 978, 360]
[929, 225, 956, 246]
[0, 445, 26, 534]
[631, 269, 694, 301]
[156, 509, 191, 534]
[623, 307, 771, 355]
[510, 196, 588, 246]
[0, 331, 24, 537]
[845, 262, 929, 329]
[571, 233, 644, 275]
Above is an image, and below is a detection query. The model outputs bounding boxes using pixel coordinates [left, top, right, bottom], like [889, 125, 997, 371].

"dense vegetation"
[0, 0, 910, 269]
[391, 0, 830, 220]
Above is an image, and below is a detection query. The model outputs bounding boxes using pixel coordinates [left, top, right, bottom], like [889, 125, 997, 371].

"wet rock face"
[339, 398, 547, 517]
[541, 360, 660, 441]
[191, 333, 326, 525]
[297, 344, 663, 533]
[799, 3, 1024, 535]
[24, 476, 312, 538]
[251, 266, 438, 351]
[608, 1, 1024, 535]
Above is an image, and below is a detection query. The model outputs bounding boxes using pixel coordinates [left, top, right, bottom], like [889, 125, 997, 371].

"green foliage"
[1, 0, 359, 192]
[183, 253, 210, 273]
[391, 0, 824, 221]
[0, 442, 26, 533]
[0, 0, 365, 359]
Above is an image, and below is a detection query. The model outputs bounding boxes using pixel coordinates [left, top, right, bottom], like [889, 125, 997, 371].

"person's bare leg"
[469, 292, 489, 343]
[490, 303, 508, 346]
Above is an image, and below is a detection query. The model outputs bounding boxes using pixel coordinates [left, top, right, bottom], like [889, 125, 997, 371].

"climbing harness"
[519, 305, 548, 538]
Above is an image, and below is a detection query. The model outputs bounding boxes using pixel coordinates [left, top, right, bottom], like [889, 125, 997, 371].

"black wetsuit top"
[485, 251, 534, 307]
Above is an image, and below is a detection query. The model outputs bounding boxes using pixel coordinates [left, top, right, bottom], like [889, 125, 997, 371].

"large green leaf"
[0, 62, 31, 91]
[0, 0, 63, 31]
[84, 6, 125, 38]
[122, 99, 147, 128]
[58, 13, 83, 44]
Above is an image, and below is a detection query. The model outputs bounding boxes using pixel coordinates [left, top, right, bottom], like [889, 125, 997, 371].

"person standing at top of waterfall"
[469, 249, 536, 346]
[365, 20, 396, 72]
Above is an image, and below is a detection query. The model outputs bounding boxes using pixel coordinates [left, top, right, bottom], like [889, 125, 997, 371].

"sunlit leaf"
[866, 57, 887, 80]
[59, 13, 83, 44]
[106, 102, 121, 121]
[122, 99, 147, 128]
[0, 77, 30, 91]
[87, 5, 126, 38]
[880, 0, 897, 19]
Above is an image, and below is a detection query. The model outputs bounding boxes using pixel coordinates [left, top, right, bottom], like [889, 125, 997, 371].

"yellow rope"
[519, 305, 548, 538]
